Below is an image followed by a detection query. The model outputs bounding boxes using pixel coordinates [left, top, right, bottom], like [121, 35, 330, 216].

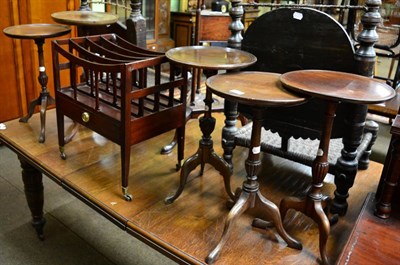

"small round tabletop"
[3, 23, 71, 40]
[165, 46, 257, 71]
[51, 11, 119, 26]
[206, 71, 307, 107]
[280, 70, 396, 104]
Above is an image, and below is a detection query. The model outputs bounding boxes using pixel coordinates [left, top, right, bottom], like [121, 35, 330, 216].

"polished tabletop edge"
[3, 23, 71, 39]
[51, 11, 119, 26]
[165, 46, 257, 70]
[280, 70, 396, 104]
[206, 71, 307, 107]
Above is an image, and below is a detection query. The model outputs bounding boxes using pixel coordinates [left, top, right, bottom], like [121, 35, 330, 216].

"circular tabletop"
[280, 70, 396, 104]
[3, 23, 71, 40]
[165, 46, 257, 70]
[206, 71, 307, 107]
[51, 11, 119, 26]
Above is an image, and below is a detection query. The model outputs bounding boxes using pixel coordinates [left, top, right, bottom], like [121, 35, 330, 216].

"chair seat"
[235, 122, 344, 167]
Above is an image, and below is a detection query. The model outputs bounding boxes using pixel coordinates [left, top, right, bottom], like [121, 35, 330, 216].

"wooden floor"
[0, 110, 384, 265]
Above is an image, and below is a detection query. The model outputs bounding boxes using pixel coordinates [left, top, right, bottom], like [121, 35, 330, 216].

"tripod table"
[279, 69, 396, 265]
[204, 71, 307, 263]
[164, 45, 257, 204]
[3, 23, 71, 143]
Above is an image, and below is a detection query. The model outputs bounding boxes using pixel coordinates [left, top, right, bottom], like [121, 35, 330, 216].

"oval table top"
[206, 71, 307, 107]
[3, 23, 71, 40]
[280, 70, 396, 104]
[51, 11, 118, 26]
[166, 46, 257, 71]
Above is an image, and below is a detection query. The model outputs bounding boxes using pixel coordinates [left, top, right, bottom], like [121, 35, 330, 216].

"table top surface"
[51, 11, 119, 26]
[206, 71, 307, 107]
[280, 70, 396, 104]
[0, 109, 385, 265]
[3, 23, 71, 40]
[165, 46, 257, 70]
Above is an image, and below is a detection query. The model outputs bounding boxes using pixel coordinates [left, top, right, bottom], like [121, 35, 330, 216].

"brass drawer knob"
[82, 112, 90, 123]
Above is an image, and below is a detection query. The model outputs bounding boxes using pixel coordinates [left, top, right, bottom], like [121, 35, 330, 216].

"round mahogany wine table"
[204, 71, 307, 264]
[3, 24, 71, 143]
[164, 46, 257, 204]
[279, 69, 396, 265]
[51, 11, 118, 35]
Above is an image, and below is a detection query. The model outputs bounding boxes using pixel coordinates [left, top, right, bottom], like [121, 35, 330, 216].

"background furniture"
[52, 34, 187, 201]
[223, 2, 382, 217]
[376, 109, 400, 218]
[375, 4, 400, 89]
[3, 23, 71, 143]
[171, 10, 232, 47]
[84, 0, 174, 51]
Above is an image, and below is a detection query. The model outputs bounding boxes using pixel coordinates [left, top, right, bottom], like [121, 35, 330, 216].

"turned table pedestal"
[279, 69, 395, 265]
[3, 24, 71, 143]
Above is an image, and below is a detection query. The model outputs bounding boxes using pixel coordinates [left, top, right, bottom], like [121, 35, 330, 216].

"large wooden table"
[0, 109, 386, 264]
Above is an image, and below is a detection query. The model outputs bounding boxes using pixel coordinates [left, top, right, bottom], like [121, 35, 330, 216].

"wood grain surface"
[0, 109, 384, 264]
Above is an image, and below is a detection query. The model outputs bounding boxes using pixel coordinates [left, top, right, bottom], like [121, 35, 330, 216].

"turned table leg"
[280, 101, 338, 265]
[206, 108, 301, 264]
[19, 38, 55, 143]
[18, 156, 46, 239]
[165, 69, 234, 204]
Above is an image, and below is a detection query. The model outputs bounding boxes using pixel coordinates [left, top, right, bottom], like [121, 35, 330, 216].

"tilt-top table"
[51, 10, 118, 36]
[164, 46, 257, 204]
[3, 24, 71, 143]
[278, 69, 396, 265]
[204, 71, 307, 264]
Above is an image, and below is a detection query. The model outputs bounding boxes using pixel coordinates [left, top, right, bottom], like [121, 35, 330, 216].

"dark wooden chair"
[375, 4, 400, 89]
[52, 34, 188, 201]
[222, 2, 382, 216]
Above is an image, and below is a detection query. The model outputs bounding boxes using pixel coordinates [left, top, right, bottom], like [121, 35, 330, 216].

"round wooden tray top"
[166, 46, 257, 70]
[3, 23, 71, 40]
[51, 11, 119, 26]
[206, 71, 307, 107]
[280, 70, 396, 104]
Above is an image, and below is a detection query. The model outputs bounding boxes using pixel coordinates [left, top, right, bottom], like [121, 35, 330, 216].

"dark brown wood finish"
[368, 88, 400, 119]
[3, 23, 71, 143]
[223, 3, 383, 220]
[280, 70, 396, 104]
[0, 109, 386, 264]
[171, 11, 231, 47]
[52, 34, 187, 201]
[337, 192, 400, 265]
[279, 69, 395, 265]
[164, 46, 256, 204]
[205, 71, 306, 263]
[376, 112, 400, 218]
